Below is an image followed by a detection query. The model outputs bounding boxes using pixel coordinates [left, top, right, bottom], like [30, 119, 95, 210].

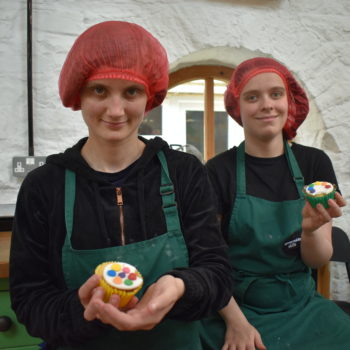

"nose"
[107, 93, 125, 117]
[261, 95, 273, 111]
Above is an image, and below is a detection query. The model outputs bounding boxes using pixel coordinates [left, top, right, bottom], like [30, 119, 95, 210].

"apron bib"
[201, 141, 350, 350]
[229, 140, 309, 313]
[59, 151, 201, 350]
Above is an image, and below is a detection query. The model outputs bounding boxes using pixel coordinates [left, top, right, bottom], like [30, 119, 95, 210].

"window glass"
[186, 110, 228, 159]
[214, 111, 228, 154]
[139, 76, 244, 159]
[186, 110, 203, 155]
[139, 106, 162, 136]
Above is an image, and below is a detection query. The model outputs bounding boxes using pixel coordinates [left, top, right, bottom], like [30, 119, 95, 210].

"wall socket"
[12, 156, 46, 177]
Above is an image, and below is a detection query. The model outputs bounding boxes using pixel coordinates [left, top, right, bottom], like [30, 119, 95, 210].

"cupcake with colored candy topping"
[95, 261, 143, 307]
[303, 181, 336, 208]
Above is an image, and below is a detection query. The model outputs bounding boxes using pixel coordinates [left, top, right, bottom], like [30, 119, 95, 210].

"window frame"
[169, 65, 233, 160]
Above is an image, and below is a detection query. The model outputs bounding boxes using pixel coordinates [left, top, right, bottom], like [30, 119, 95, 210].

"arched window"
[169, 65, 232, 161]
[140, 65, 245, 161]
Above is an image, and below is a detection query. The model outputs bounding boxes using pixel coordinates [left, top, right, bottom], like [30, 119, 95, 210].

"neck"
[244, 134, 286, 158]
[81, 137, 145, 173]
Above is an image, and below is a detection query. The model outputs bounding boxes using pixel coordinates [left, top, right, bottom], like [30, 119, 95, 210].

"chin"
[259, 131, 282, 141]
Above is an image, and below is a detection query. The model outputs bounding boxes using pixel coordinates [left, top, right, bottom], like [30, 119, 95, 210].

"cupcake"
[303, 181, 336, 208]
[95, 261, 143, 307]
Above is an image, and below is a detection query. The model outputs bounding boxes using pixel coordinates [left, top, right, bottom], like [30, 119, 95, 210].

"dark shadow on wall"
[321, 132, 341, 153]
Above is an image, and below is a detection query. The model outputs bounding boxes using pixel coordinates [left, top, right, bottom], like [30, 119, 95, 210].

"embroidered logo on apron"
[282, 230, 302, 256]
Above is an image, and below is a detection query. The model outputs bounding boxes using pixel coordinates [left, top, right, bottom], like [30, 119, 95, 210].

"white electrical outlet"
[12, 156, 46, 177]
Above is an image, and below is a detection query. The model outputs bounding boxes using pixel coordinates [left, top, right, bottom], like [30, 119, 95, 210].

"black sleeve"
[165, 152, 233, 320]
[206, 149, 237, 215]
[206, 149, 237, 240]
[9, 170, 108, 348]
[206, 144, 342, 239]
[292, 143, 340, 192]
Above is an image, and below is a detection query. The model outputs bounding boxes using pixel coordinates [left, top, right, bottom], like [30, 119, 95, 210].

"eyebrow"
[85, 81, 146, 90]
[270, 86, 285, 91]
[241, 89, 259, 96]
[85, 81, 105, 88]
[242, 86, 285, 96]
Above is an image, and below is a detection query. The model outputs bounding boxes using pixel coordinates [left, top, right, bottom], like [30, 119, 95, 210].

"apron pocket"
[234, 272, 314, 313]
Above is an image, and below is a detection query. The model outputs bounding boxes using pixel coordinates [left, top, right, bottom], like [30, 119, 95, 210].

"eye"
[271, 90, 284, 99]
[125, 85, 146, 98]
[94, 85, 106, 95]
[127, 87, 138, 96]
[245, 94, 258, 102]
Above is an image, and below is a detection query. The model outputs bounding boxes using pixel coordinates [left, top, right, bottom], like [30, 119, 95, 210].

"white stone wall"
[1, 0, 349, 301]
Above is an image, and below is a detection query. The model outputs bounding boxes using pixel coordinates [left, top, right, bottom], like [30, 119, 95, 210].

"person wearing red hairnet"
[9, 21, 232, 350]
[200, 57, 350, 350]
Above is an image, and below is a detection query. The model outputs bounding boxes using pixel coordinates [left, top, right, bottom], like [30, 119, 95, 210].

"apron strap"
[236, 140, 304, 197]
[64, 169, 75, 248]
[63, 151, 183, 247]
[157, 151, 182, 233]
[284, 140, 305, 198]
[236, 141, 246, 196]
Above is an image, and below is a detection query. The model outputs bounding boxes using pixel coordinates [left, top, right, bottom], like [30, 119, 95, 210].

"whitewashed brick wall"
[1, 0, 349, 301]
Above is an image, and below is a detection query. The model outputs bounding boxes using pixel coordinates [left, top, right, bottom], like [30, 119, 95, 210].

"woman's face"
[80, 79, 148, 144]
[239, 72, 288, 142]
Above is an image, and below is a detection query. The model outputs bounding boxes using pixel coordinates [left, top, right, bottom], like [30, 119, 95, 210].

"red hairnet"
[59, 21, 169, 112]
[224, 57, 309, 139]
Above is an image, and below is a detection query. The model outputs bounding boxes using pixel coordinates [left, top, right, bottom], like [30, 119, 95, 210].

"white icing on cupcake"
[102, 262, 143, 291]
[304, 181, 334, 197]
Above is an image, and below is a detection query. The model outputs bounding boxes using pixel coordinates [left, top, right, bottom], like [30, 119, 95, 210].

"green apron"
[59, 151, 201, 350]
[200, 141, 350, 350]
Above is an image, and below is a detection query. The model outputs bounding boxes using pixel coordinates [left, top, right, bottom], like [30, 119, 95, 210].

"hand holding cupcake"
[95, 261, 143, 307]
[303, 181, 336, 208]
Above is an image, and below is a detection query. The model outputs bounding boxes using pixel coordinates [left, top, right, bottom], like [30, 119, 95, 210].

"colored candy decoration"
[303, 181, 336, 209]
[102, 262, 143, 290]
[95, 261, 144, 307]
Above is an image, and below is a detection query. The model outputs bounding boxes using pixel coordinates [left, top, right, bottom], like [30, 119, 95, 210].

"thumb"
[255, 332, 267, 350]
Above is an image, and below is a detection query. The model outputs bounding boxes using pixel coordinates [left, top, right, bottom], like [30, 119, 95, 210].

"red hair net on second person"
[59, 21, 169, 112]
[224, 57, 309, 140]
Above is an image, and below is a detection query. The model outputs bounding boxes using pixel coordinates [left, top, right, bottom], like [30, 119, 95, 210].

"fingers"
[324, 192, 346, 218]
[222, 342, 256, 350]
[109, 295, 139, 311]
[304, 193, 344, 218]
[306, 198, 340, 224]
[84, 293, 142, 328]
[97, 303, 152, 331]
[221, 327, 264, 350]
[123, 296, 139, 310]
[82, 277, 183, 332]
[334, 191, 347, 207]
[95, 303, 132, 329]
[326, 200, 342, 218]
[108, 294, 121, 308]
[326, 192, 346, 218]
[78, 274, 101, 308]
[255, 332, 267, 350]
[315, 203, 332, 221]
[302, 193, 346, 235]
[83, 287, 105, 321]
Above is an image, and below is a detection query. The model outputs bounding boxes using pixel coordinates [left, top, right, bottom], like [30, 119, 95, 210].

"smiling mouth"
[103, 120, 126, 127]
[258, 115, 278, 120]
